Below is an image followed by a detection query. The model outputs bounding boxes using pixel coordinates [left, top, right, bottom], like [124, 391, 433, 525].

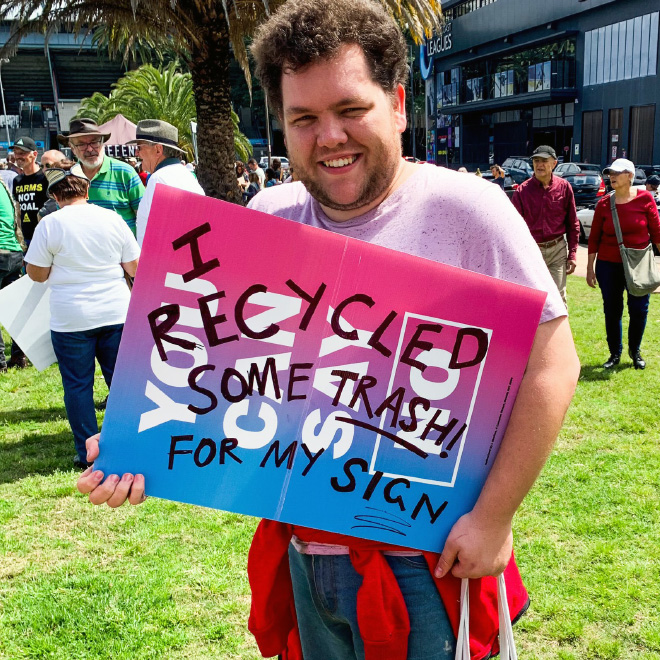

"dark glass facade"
[423, 0, 660, 169]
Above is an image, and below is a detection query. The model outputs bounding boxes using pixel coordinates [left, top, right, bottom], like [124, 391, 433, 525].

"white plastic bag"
[454, 575, 517, 660]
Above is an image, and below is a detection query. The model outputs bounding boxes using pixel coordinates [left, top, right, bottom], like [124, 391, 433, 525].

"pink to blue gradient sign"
[97, 185, 547, 552]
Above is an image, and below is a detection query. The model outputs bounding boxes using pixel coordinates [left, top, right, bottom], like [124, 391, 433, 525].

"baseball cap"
[646, 174, 660, 187]
[532, 145, 557, 159]
[603, 158, 636, 175]
[11, 137, 38, 152]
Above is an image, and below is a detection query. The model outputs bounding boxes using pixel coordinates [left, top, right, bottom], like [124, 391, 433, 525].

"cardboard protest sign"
[97, 185, 546, 552]
[0, 276, 55, 371]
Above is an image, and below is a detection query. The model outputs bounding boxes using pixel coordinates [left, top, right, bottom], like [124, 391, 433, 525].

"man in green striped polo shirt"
[58, 119, 144, 234]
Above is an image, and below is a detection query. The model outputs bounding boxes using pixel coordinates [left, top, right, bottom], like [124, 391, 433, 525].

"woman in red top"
[586, 159, 660, 370]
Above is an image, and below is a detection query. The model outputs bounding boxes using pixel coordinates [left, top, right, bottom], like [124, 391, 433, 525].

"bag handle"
[609, 192, 626, 250]
[455, 575, 517, 660]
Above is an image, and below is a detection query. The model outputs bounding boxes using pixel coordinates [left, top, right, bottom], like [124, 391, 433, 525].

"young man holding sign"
[78, 1, 580, 658]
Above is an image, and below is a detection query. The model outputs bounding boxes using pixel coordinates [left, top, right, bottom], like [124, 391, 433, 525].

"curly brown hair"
[251, 0, 409, 116]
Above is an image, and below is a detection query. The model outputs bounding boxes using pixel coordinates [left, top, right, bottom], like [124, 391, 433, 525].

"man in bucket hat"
[58, 118, 144, 235]
[127, 119, 204, 247]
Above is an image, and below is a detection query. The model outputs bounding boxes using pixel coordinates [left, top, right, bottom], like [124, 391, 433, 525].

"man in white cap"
[129, 120, 205, 247]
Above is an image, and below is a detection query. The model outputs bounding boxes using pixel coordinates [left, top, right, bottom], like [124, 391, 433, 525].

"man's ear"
[393, 84, 407, 135]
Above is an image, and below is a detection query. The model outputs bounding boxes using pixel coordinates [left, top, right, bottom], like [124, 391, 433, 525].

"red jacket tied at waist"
[248, 521, 529, 660]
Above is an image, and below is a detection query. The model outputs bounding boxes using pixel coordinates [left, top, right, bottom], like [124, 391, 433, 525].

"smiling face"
[12, 148, 37, 172]
[280, 44, 407, 221]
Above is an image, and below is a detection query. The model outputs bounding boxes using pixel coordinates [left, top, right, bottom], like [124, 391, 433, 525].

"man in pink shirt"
[78, 1, 580, 657]
[512, 145, 580, 307]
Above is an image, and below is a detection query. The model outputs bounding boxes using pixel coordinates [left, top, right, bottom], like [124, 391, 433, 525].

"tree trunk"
[189, 15, 241, 204]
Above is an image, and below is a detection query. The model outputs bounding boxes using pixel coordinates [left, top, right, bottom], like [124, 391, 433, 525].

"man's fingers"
[86, 433, 101, 462]
[87, 474, 121, 505]
[77, 468, 104, 495]
[127, 474, 147, 506]
[434, 542, 458, 579]
[106, 474, 134, 508]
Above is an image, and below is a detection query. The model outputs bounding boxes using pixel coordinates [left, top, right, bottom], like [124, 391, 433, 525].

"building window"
[493, 68, 514, 98]
[532, 103, 574, 129]
[584, 12, 659, 86]
[582, 111, 603, 164]
[445, 0, 498, 21]
[629, 105, 656, 164]
[528, 61, 551, 92]
[437, 67, 460, 109]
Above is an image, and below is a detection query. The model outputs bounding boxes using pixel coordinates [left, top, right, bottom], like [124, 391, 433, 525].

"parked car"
[404, 156, 427, 164]
[480, 170, 518, 199]
[258, 156, 290, 171]
[501, 156, 533, 184]
[638, 164, 660, 179]
[576, 206, 595, 243]
[554, 162, 606, 208]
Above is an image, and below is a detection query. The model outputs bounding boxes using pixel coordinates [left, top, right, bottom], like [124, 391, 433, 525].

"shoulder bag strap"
[609, 192, 625, 252]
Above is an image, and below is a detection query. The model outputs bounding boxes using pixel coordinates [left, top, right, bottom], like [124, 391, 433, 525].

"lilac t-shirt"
[249, 164, 565, 324]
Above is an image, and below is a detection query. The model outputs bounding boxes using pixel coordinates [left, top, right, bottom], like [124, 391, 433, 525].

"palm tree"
[76, 63, 252, 162]
[2, 0, 442, 203]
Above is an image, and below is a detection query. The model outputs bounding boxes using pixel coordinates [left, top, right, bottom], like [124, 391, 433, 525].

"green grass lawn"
[1, 277, 659, 659]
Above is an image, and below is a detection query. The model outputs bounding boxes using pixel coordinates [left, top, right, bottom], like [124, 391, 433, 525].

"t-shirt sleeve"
[461, 184, 566, 324]
[24, 217, 55, 267]
[119, 219, 141, 263]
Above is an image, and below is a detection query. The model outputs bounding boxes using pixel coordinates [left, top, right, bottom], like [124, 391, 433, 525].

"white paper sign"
[0, 275, 55, 371]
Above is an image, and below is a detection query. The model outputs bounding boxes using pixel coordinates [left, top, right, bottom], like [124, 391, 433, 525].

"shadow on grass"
[0, 429, 78, 484]
[0, 407, 68, 425]
[579, 363, 633, 381]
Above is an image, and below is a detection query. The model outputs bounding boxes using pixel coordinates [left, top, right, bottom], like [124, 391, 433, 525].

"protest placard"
[0, 276, 55, 371]
[96, 185, 546, 552]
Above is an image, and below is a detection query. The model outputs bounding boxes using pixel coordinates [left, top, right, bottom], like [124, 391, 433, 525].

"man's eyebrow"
[285, 97, 369, 116]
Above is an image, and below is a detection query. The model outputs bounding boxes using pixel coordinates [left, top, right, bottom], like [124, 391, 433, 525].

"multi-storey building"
[422, 0, 659, 170]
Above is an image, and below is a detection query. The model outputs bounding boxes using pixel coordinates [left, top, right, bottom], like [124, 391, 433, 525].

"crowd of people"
[0, 1, 658, 657]
[0, 118, 204, 469]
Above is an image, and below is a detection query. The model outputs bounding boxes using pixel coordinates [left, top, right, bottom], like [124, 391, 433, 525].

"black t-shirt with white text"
[13, 170, 48, 241]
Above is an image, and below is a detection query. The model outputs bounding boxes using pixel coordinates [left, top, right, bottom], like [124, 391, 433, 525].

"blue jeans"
[51, 324, 123, 461]
[595, 259, 650, 355]
[0, 250, 26, 367]
[288, 545, 456, 660]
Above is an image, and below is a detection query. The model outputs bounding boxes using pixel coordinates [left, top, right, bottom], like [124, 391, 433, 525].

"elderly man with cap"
[59, 118, 144, 235]
[128, 119, 204, 247]
[512, 145, 580, 307]
[11, 136, 48, 249]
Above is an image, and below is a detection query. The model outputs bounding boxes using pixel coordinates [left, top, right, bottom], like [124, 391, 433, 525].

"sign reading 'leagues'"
[96, 185, 546, 552]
